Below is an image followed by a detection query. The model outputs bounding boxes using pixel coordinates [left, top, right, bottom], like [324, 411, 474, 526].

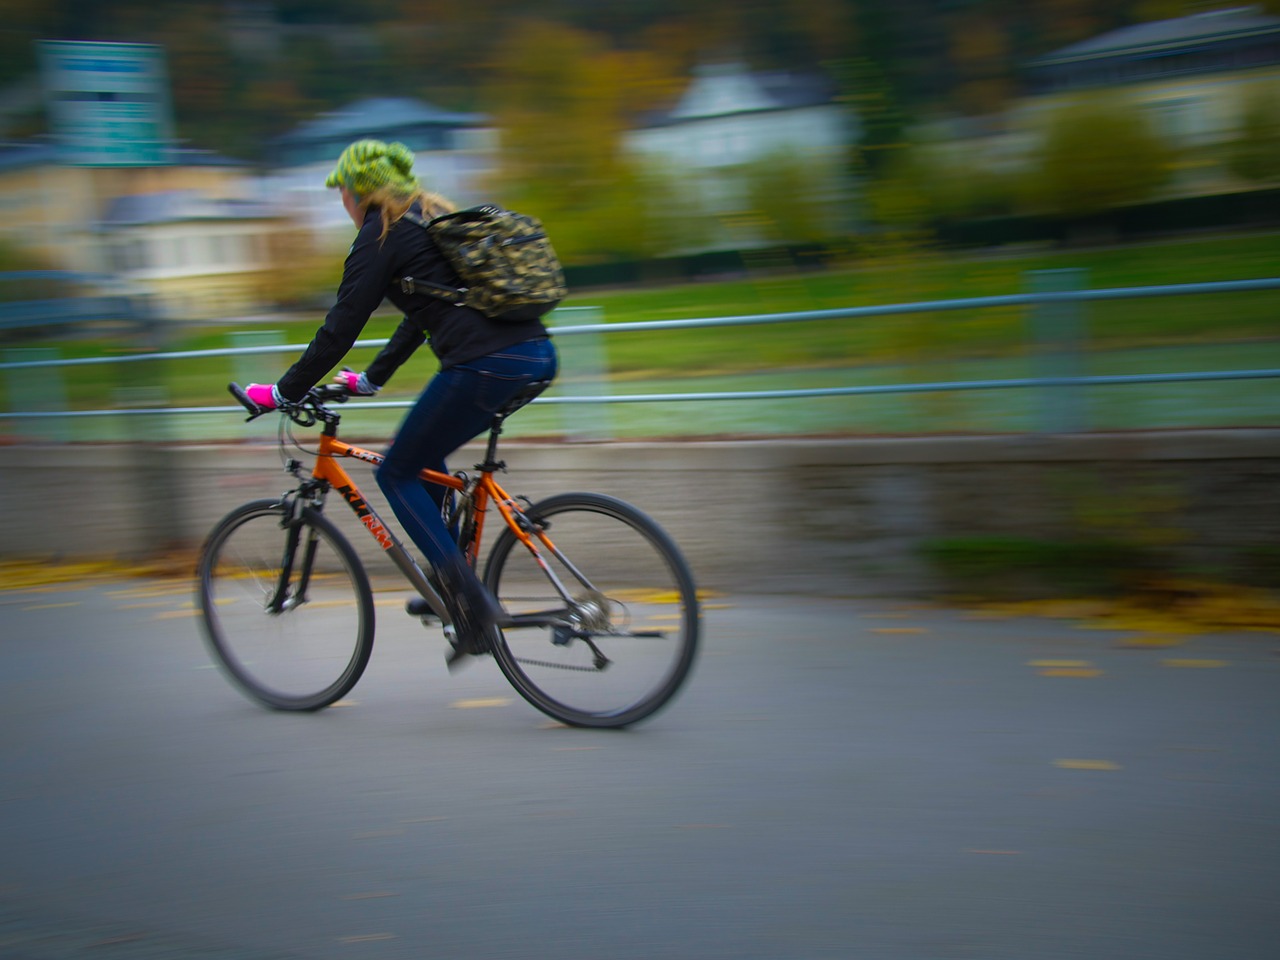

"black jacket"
[276, 203, 549, 402]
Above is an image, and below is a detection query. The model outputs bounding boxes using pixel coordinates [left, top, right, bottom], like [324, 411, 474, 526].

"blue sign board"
[38, 40, 175, 167]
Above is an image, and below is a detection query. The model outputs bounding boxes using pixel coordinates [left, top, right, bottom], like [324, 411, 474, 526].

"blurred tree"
[151, 4, 248, 153]
[859, 131, 1034, 246]
[861, 151, 933, 236]
[7, 0, 1276, 189]
[483, 19, 680, 263]
[631, 164, 718, 255]
[1226, 82, 1280, 185]
[914, 143, 1022, 225]
[1029, 0, 1112, 50]
[1131, 0, 1190, 22]
[827, 56, 909, 179]
[0, 238, 50, 273]
[1024, 96, 1174, 219]
[753, 0, 859, 66]
[949, 8, 1013, 117]
[743, 150, 848, 246]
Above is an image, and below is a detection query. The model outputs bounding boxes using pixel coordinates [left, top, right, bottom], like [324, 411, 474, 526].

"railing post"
[4, 347, 70, 442]
[109, 383, 187, 557]
[1027, 268, 1088, 433]
[550, 306, 612, 441]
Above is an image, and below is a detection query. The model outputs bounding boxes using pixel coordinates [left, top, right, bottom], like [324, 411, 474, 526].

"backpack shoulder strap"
[403, 206, 500, 231]
[395, 211, 466, 303]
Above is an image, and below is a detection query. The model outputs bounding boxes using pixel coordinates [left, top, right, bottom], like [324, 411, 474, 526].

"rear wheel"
[483, 493, 699, 728]
[197, 499, 374, 711]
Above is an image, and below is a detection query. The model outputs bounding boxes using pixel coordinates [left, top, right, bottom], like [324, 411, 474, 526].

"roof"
[639, 63, 836, 128]
[1030, 6, 1280, 65]
[274, 96, 487, 146]
[99, 190, 278, 227]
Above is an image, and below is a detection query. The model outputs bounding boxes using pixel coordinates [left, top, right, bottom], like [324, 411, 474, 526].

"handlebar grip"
[311, 383, 352, 403]
[228, 382, 266, 420]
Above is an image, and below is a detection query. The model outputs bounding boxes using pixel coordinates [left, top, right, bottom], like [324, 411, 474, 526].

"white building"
[623, 63, 857, 250]
[96, 190, 282, 321]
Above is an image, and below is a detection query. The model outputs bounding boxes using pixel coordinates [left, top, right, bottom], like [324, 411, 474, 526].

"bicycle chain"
[511, 656, 602, 673]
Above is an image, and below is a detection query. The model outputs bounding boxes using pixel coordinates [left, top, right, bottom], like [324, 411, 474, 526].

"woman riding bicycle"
[246, 139, 558, 664]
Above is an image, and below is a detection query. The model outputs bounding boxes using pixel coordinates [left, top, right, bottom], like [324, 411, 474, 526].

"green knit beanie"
[324, 140, 419, 197]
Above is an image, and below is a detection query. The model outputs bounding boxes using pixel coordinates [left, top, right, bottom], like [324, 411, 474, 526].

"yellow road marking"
[154, 609, 199, 620]
[609, 589, 683, 603]
[1028, 660, 1091, 667]
[451, 698, 512, 709]
[871, 627, 927, 635]
[1055, 759, 1121, 770]
[22, 601, 82, 610]
[107, 587, 190, 599]
[1040, 668, 1104, 678]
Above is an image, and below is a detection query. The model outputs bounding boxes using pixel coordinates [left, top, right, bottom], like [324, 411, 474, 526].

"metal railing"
[3, 273, 1278, 437]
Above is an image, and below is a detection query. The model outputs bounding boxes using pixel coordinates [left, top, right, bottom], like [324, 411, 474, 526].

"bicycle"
[195, 381, 700, 728]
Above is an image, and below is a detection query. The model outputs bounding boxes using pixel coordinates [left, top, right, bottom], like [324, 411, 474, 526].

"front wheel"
[196, 499, 375, 711]
[483, 493, 700, 728]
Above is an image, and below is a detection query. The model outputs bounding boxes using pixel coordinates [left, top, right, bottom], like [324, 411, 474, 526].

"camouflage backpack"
[399, 205, 567, 322]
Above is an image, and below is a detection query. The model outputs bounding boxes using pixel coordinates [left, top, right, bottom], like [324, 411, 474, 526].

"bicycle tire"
[483, 492, 700, 728]
[197, 499, 375, 711]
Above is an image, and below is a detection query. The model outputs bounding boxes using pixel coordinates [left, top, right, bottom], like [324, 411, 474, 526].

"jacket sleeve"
[275, 217, 398, 402]
[365, 316, 427, 388]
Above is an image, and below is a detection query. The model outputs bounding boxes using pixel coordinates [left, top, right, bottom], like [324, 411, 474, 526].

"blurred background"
[0, 0, 1277, 592]
[1, 0, 1278, 436]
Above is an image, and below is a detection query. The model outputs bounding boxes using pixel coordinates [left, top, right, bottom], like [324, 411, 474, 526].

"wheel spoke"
[197, 501, 374, 711]
[484, 493, 699, 727]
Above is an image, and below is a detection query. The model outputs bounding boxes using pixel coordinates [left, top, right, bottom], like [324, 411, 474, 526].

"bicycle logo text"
[336, 483, 394, 550]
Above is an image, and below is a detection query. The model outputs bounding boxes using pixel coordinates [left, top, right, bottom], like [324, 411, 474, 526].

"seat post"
[476, 378, 550, 472]
[480, 415, 506, 471]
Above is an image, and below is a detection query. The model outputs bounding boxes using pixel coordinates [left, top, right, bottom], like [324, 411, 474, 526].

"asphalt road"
[2, 577, 1278, 960]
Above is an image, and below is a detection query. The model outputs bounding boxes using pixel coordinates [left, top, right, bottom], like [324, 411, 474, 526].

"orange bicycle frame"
[308, 432, 561, 613]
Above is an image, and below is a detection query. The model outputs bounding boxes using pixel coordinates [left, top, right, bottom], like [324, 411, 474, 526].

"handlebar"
[228, 382, 350, 426]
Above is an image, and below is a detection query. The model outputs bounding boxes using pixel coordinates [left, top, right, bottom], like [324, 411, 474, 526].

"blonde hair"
[362, 185, 457, 242]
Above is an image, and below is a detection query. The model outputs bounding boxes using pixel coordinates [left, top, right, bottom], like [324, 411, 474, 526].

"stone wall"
[1, 430, 1276, 596]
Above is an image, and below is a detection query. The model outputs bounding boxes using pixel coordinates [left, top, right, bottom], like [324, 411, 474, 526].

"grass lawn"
[3, 230, 1278, 440]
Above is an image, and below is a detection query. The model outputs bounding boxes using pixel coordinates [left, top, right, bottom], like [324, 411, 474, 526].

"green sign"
[38, 40, 175, 167]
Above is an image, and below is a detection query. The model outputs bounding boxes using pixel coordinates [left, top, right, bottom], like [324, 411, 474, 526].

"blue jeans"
[376, 337, 557, 574]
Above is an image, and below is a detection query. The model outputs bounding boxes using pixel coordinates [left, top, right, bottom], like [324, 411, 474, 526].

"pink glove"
[245, 383, 280, 410]
[333, 369, 380, 395]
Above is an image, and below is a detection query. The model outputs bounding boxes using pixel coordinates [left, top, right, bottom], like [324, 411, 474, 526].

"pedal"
[406, 597, 438, 621]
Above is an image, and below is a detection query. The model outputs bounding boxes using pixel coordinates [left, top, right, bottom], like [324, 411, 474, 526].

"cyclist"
[246, 139, 558, 666]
